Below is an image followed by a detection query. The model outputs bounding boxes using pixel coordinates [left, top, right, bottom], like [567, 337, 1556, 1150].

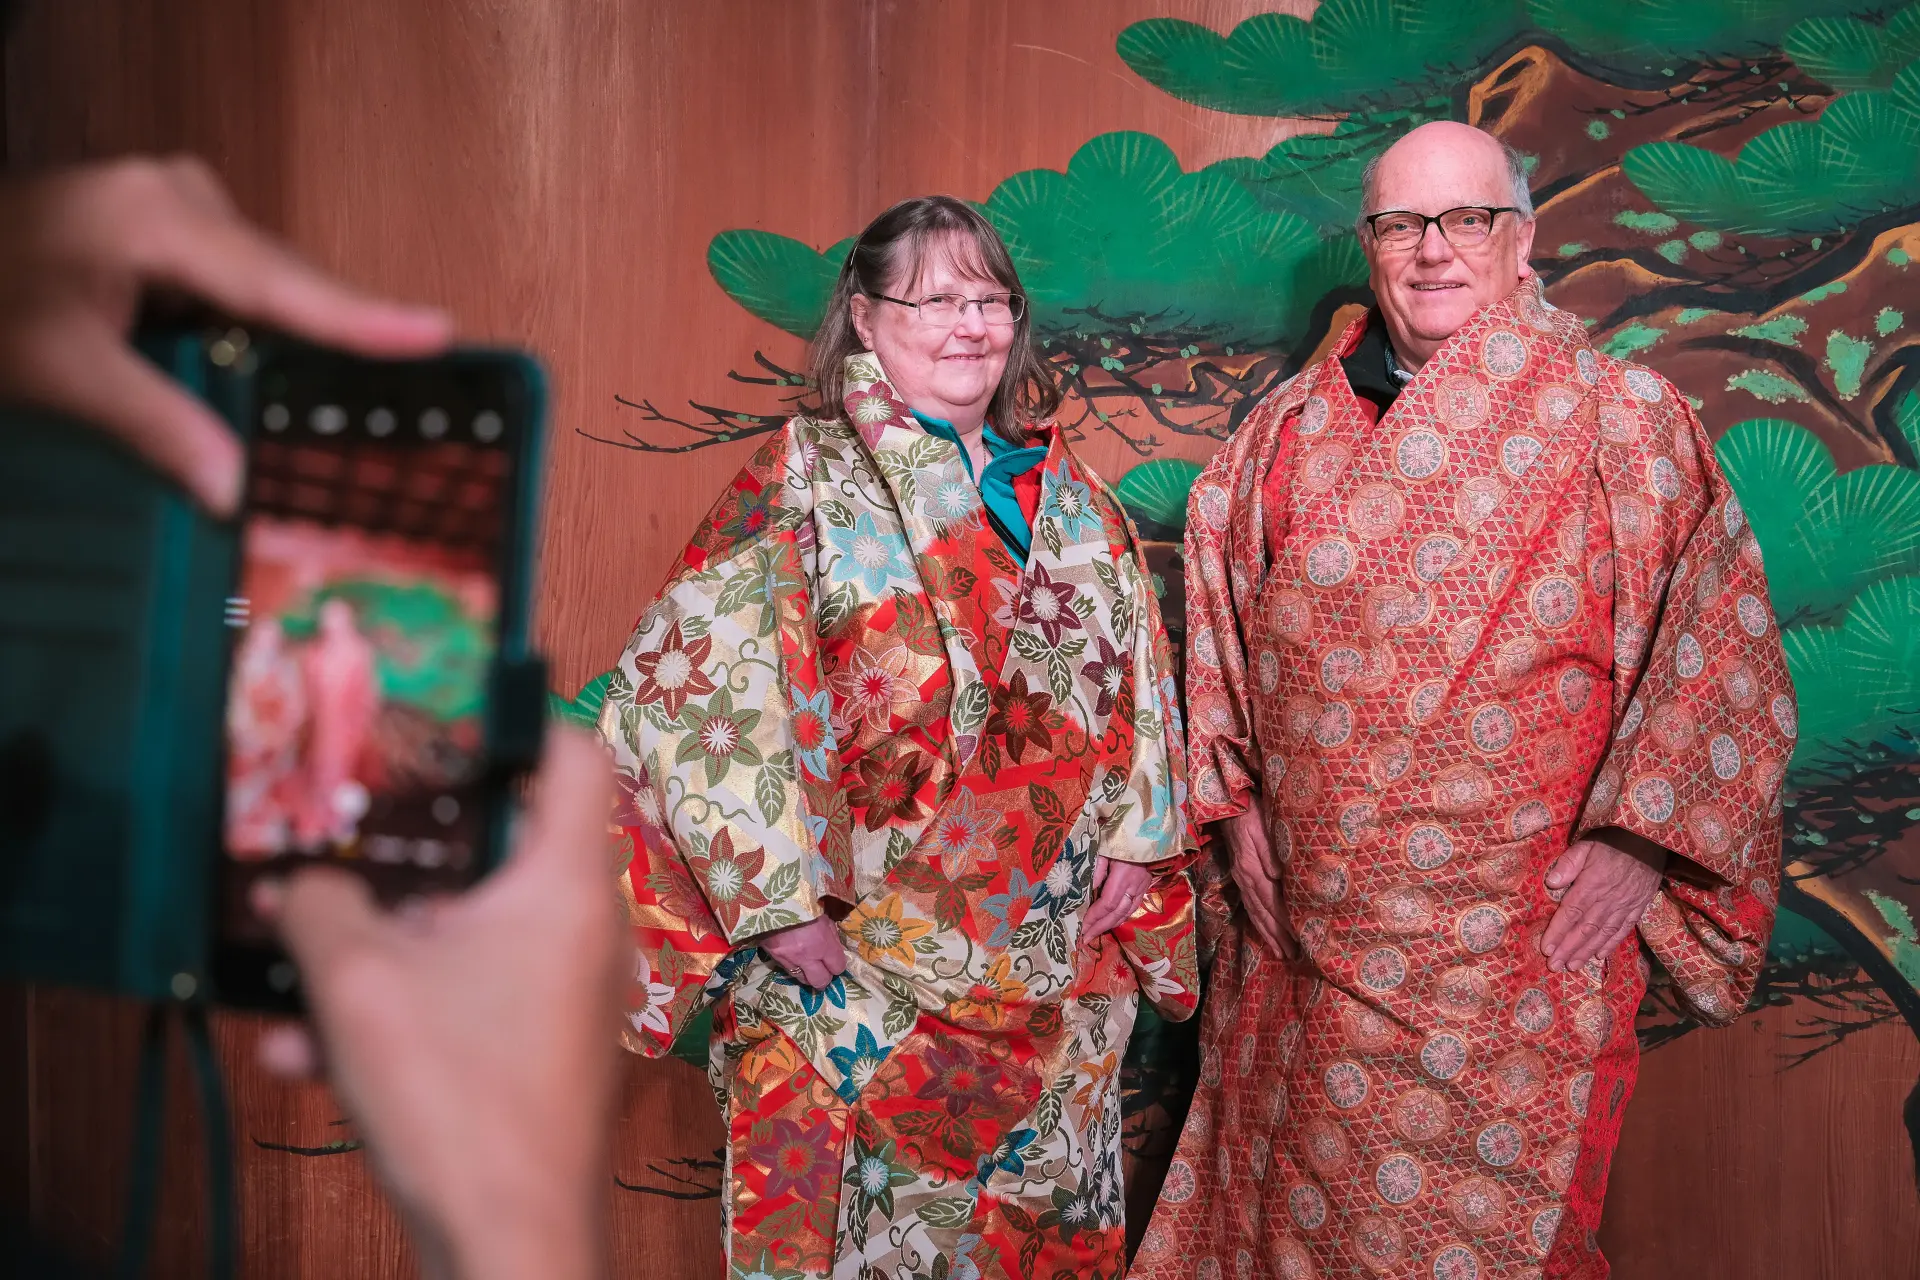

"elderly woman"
[603, 195, 1198, 1279]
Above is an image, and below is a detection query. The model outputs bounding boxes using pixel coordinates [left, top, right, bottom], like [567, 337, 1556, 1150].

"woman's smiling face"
[850, 233, 1014, 425]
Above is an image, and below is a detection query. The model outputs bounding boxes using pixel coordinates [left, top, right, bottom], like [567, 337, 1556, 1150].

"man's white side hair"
[1356, 130, 1535, 231]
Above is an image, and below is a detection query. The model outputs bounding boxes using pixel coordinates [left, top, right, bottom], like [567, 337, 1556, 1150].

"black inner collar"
[1340, 310, 1408, 415]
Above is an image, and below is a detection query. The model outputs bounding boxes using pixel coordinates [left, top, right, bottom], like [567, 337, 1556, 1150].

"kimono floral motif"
[826, 1025, 890, 1102]
[716, 483, 778, 545]
[847, 741, 936, 829]
[683, 827, 770, 936]
[926, 459, 985, 533]
[1137, 281, 1790, 1280]
[948, 954, 1030, 1028]
[641, 837, 720, 942]
[1040, 463, 1099, 541]
[1080, 636, 1127, 718]
[842, 1128, 917, 1226]
[927, 788, 1002, 878]
[672, 684, 762, 787]
[628, 951, 676, 1039]
[612, 764, 665, 831]
[1015, 563, 1083, 645]
[749, 1116, 839, 1203]
[823, 511, 915, 595]
[602, 350, 1199, 1280]
[916, 1035, 1008, 1118]
[630, 619, 715, 718]
[986, 669, 1057, 763]
[789, 686, 837, 781]
[977, 870, 1037, 948]
[846, 893, 934, 968]
[827, 642, 921, 737]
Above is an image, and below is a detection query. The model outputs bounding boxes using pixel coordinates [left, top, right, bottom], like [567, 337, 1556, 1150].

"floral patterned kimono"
[1134, 280, 1793, 1280]
[603, 352, 1200, 1279]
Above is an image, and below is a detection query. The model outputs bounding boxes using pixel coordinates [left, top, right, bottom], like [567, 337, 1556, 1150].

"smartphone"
[210, 336, 546, 1010]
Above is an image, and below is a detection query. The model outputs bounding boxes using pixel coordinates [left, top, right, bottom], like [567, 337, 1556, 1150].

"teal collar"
[909, 410, 1047, 561]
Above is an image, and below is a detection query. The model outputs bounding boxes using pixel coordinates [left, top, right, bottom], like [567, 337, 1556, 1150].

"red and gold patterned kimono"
[604, 352, 1199, 1279]
[1134, 280, 1793, 1280]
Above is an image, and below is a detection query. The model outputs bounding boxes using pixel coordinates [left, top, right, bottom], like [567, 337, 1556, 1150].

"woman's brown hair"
[808, 195, 1061, 442]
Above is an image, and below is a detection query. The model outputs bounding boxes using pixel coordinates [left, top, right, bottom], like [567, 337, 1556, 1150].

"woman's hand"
[1083, 856, 1154, 939]
[1221, 801, 1297, 961]
[758, 915, 849, 989]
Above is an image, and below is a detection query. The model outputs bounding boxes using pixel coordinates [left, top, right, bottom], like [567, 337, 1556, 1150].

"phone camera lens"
[367, 407, 397, 437]
[262, 403, 290, 432]
[311, 405, 348, 435]
[267, 962, 298, 992]
[472, 410, 503, 442]
[419, 408, 449, 439]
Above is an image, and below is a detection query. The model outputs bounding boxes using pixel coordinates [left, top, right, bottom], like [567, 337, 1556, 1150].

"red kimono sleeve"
[1577, 368, 1796, 1024]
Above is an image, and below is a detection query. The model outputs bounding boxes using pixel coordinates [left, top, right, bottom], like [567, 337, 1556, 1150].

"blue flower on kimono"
[772, 970, 848, 1018]
[826, 1024, 890, 1103]
[789, 686, 837, 781]
[1134, 773, 1174, 847]
[971, 1128, 1038, 1193]
[1036, 838, 1091, 916]
[977, 870, 1036, 948]
[1041, 464, 1099, 541]
[950, 1234, 985, 1280]
[823, 512, 914, 595]
[735, 1251, 806, 1280]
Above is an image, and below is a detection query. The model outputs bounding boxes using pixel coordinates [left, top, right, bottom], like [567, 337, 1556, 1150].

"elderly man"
[1132, 121, 1793, 1279]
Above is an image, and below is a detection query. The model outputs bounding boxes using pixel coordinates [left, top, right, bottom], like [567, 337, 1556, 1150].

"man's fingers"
[1551, 912, 1612, 971]
[822, 945, 848, 977]
[1541, 899, 1584, 958]
[1092, 856, 1111, 896]
[1544, 841, 1590, 892]
[1253, 827, 1280, 880]
[275, 866, 384, 976]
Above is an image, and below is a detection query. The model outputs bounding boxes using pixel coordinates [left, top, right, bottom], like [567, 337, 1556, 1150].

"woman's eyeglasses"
[872, 292, 1026, 327]
[1362, 206, 1520, 251]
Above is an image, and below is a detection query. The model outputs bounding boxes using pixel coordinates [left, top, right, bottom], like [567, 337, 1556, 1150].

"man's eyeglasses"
[872, 292, 1026, 327]
[1363, 206, 1521, 251]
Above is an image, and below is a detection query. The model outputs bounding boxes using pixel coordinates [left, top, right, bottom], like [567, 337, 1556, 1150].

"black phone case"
[0, 331, 548, 1005]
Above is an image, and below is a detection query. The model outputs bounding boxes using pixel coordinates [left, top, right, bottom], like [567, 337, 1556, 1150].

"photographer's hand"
[252, 729, 625, 1280]
[0, 156, 451, 515]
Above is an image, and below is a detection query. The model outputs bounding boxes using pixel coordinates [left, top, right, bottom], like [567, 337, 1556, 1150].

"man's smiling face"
[1361, 121, 1537, 369]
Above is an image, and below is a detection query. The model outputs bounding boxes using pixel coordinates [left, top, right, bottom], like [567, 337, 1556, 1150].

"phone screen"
[216, 349, 531, 987]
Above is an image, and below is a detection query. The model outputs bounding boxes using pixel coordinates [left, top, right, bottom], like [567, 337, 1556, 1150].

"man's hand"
[254, 729, 624, 1280]
[1541, 829, 1669, 973]
[0, 156, 451, 515]
[1220, 801, 1297, 961]
[1083, 856, 1153, 939]
[758, 914, 849, 989]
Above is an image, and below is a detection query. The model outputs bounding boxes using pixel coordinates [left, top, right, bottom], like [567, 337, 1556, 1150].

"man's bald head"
[1358, 122, 1533, 227]
[1355, 121, 1538, 371]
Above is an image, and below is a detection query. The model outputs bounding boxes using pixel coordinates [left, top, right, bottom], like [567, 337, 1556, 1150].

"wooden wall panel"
[1601, 1005, 1920, 1278]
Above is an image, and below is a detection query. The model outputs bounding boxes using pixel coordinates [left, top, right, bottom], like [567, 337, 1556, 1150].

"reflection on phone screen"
[222, 422, 508, 943]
